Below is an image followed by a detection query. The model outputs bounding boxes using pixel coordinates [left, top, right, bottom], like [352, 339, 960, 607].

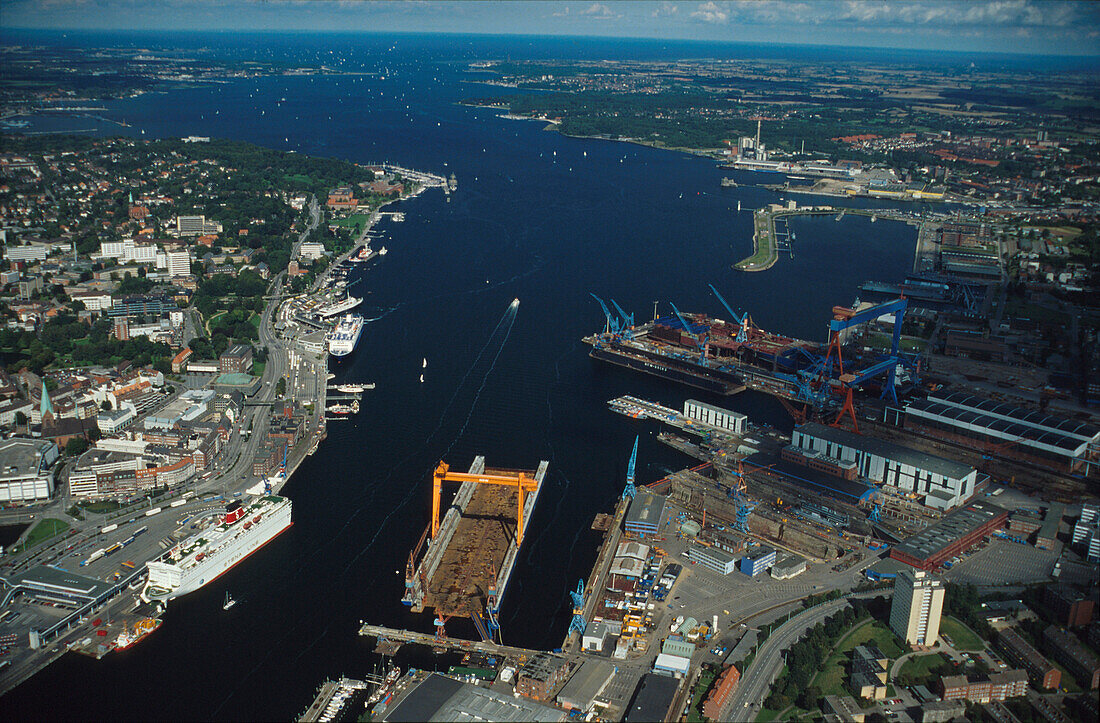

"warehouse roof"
[625, 490, 666, 529]
[893, 499, 1006, 563]
[556, 659, 614, 711]
[929, 390, 1100, 441]
[797, 422, 975, 480]
[907, 399, 1086, 454]
[385, 673, 564, 722]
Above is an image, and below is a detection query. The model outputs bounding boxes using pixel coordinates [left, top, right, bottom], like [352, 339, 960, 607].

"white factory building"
[791, 423, 978, 511]
[683, 399, 747, 435]
[0, 438, 59, 502]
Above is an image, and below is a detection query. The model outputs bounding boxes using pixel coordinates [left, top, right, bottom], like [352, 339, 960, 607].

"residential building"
[940, 670, 1026, 702]
[890, 569, 945, 646]
[701, 665, 740, 719]
[996, 627, 1061, 690]
[1043, 586, 1094, 627]
[165, 249, 191, 277]
[920, 700, 965, 722]
[1072, 503, 1100, 563]
[1042, 625, 1100, 689]
[791, 422, 977, 510]
[850, 645, 889, 700]
[823, 695, 866, 723]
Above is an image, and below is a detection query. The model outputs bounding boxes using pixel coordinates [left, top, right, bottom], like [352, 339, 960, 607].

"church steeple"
[40, 380, 54, 427]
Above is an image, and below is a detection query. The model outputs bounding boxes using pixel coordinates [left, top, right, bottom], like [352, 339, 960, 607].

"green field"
[814, 620, 905, 700]
[897, 652, 949, 684]
[940, 616, 984, 652]
[23, 518, 69, 549]
[332, 213, 371, 235]
[79, 500, 122, 514]
[252, 361, 266, 377]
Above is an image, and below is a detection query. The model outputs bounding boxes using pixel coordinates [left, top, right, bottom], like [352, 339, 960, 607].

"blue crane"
[610, 299, 635, 338]
[623, 436, 639, 501]
[708, 284, 749, 343]
[590, 293, 621, 336]
[669, 301, 708, 366]
[568, 579, 587, 635]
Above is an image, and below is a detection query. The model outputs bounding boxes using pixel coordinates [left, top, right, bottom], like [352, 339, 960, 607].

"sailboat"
[223, 592, 236, 610]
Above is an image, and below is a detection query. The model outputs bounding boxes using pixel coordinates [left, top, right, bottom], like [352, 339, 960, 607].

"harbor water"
[1, 32, 919, 720]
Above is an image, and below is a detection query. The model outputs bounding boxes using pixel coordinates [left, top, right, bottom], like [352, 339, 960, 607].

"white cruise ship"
[142, 496, 292, 604]
[327, 313, 364, 358]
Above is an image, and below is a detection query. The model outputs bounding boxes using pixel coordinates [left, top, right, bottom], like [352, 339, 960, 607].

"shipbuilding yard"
[404, 457, 549, 641]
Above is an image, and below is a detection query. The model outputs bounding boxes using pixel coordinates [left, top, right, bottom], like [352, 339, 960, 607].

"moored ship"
[142, 496, 292, 605]
[328, 313, 364, 358]
[584, 310, 821, 399]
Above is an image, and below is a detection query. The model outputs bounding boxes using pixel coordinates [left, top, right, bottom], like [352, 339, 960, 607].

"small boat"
[422, 358, 427, 369]
[419, 374, 424, 383]
[223, 592, 236, 610]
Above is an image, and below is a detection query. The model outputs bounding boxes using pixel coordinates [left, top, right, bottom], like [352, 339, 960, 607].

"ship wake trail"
[338, 299, 520, 573]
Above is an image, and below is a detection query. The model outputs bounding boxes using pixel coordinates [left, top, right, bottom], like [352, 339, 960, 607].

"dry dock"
[403, 457, 549, 639]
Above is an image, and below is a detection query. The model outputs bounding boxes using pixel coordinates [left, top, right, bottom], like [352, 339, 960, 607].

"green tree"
[65, 437, 89, 456]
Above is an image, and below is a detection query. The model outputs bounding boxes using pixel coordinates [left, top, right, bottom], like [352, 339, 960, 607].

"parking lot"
[943, 539, 1058, 587]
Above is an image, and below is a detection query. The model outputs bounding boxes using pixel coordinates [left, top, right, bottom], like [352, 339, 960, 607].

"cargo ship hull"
[589, 345, 744, 395]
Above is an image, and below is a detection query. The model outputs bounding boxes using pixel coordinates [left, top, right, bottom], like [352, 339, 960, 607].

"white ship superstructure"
[142, 496, 292, 604]
[317, 295, 362, 318]
[328, 313, 364, 357]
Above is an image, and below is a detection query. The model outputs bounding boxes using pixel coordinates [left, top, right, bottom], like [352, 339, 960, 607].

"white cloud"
[690, 1, 728, 24]
[580, 2, 619, 19]
[652, 2, 679, 19]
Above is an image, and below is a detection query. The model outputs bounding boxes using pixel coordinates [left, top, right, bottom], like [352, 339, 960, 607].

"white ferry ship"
[328, 314, 364, 358]
[317, 295, 362, 319]
[142, 496, 292, 604]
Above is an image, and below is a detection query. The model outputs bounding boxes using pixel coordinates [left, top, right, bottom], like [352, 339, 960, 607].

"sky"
[3, 0, 1100, 56]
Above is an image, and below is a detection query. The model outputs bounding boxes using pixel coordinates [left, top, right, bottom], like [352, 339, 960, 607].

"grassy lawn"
[865, 332, 926, 353]
[332, 213, 371, 235]
[79, 500, 122, 514]
[940, 616, 983, 652]
[252, 361, 266, 377]
[249, 313, 261, 329]
[898, 652, 949, 681]
[755, 707, 783, 722]
[814, 620, 906, 699]
[1050, 659, 1083, 693]
[686, 669, 716, 723]
[23, 518, 69, 548]
[1003, 298, 1068, 325]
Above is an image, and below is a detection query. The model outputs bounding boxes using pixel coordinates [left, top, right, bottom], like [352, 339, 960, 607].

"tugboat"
[223, 592, 236, 610]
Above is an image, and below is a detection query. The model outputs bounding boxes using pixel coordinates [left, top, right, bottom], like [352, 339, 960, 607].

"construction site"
[402, 456, 549, 645]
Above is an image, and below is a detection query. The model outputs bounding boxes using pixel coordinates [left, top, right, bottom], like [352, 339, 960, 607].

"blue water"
[2, 32, 921, 720]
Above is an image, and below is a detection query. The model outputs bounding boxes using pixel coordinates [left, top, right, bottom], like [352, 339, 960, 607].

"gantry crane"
[568, 579, 587, 635]
[709, 283, 750, 343]
[623, 436, 639, 501]
[669, 301, 708, 366]
[431, 462, 540, 546]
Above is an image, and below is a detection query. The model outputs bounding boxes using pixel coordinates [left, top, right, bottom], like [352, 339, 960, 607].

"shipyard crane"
[610, 299, 635, 338]
[724, 458, 772, 534]
[623, 436, 639, 501]
[590, 293, 622, 336]
[431, 462, 540, 547]
[669, 301, 708, 366]
[485, 562, 501, 639]
[568, 579, 587, 635]
[708, 284, 750, 343]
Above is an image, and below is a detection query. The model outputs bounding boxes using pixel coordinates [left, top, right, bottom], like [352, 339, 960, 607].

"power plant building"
[791, 423, 977, 511]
